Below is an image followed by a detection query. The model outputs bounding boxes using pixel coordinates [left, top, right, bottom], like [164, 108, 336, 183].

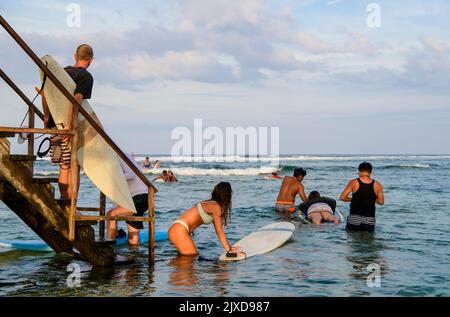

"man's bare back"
[276, 176, 306, 203]
[274, 168, 308, 215]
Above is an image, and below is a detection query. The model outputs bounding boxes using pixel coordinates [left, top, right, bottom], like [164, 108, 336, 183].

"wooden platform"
[0, 137, 115, 266]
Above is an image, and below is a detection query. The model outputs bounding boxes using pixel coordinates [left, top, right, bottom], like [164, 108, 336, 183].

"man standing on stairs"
[37, 44, 94, 202]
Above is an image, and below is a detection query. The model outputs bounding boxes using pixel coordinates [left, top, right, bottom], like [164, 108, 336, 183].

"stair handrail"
[0, 15, 157, 193]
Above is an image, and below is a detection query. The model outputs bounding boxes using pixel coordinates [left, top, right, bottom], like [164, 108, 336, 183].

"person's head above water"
[358, 162, 373, 176]
[308, 191, 321, 201]
[211, 182, 232, 227]
[162, 170, 168, 175]
[293, 168, 307, 180]
[272, 172, 278, 176]
[74, 44, 94, 68]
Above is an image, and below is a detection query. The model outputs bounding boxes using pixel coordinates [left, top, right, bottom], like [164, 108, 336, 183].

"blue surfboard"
[0, 230, 168, 252]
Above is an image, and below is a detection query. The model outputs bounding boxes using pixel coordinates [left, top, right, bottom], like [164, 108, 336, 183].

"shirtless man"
[275, 168, 307, 214]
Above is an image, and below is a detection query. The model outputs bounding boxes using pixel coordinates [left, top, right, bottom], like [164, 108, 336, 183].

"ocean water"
[0, 155, 449, 296]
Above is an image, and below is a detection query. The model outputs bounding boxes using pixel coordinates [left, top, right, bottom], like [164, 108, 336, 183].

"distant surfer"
[106, 153, 148, 246]
[36, 44, 94, 202]
[154, 170, 169, 182]
[339, 162, 385, 232]
[168, 182, 244, 257]
[265, 172, 283, 180]
[168, 170, 178, 182]
[154, 160, 161, 168]
[299, 191, 340, 225]
[275, 168, 307, 214]
[142, 157, 152, 169]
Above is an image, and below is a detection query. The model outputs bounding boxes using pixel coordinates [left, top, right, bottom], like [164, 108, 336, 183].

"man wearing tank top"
[339, 162, 384, 232]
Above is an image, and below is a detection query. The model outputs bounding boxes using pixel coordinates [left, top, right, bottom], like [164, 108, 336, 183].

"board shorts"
[126, 194, 148, 230]
[275, 202, 297, 214]
[307, 203, 333, 218]
[346, 214, 376, 232]
[50, 134, 72, 168]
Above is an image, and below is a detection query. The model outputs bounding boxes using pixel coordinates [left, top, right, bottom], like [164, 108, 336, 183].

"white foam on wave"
[142, 166, 279, 176]
[130, 155, 450, 163]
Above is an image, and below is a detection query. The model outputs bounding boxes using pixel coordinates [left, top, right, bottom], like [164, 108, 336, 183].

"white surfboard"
[219, 222, 295, 262]
[39, 55, 136, 213]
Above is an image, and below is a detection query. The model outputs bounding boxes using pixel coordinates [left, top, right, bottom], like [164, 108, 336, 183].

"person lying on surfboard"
[106, 153, 148, 246]
[168, 182, 244, 257]
[35, 44, 94, 203]
[299, 191, 340, 225]
[265, 172, 283, 180]
[275, 168, 307, 214]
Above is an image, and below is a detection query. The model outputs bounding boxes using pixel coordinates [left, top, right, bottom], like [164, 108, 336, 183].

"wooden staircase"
[0, 136, 115, 266]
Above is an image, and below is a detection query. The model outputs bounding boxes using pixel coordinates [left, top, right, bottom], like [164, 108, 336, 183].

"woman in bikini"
[168, 182, 243, 256]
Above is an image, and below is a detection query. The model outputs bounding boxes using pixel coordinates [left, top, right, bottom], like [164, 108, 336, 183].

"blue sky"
[1, 0, 449, 154]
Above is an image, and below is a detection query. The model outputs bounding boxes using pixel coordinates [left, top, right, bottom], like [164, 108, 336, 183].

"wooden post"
[99, 192, 106, 240]
[148, 187, 155, 264]
[27, 107, 35, 171]
[69, 105, 79, 242]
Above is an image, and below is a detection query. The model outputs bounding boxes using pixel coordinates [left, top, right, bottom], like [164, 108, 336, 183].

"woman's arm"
[212, 205, 232, 251]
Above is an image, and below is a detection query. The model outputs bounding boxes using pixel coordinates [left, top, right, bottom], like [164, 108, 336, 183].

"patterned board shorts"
[50, 135, 72, 167]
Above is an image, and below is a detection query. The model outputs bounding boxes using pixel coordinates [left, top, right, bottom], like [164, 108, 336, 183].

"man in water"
[168, 170, 178, 182]
[154, 170, 169, 182]
[37, 44, 94, 202]
[340, 162, 384, 232]
[275, 168, 307, 213]
[299, 191, 340, 225]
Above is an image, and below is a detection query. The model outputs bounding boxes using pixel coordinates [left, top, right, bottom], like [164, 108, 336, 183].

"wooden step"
[95, 240, 116, 247]
[10, 154, 36, 162]
[0, 132, 16, 138]
[33, 177, 59, 184]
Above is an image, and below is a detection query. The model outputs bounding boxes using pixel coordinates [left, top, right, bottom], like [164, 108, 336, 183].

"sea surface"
[1, 155, 449, 296]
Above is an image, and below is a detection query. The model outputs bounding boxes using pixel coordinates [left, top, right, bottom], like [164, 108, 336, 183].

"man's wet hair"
[293, 168, 306, 178]
[308, 191, 321, 200]
[359, 162, 373, 173]
[162, 170, 168, 175]
[75, 44, 94, 61]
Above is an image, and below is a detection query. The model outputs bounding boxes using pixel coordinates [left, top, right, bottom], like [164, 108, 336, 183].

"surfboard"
[219, 222, 295, 262]
[0, 230, 168, 252]
[39, 55, 136, 213]
[264, 176, 282, 180]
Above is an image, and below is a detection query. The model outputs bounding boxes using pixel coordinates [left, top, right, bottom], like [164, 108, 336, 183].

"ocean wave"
[382, 164, 434, 169]
[131, 155, 450, 163]
[142, 166, 279, 176]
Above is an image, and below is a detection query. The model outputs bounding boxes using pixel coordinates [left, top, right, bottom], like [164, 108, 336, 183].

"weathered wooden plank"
[0, 132, 15, 138]
[0, 181, 73, 253]
[0, 127, 74, 135]
[32, 177, 59, 184]
[10, 154, 36, 162]
[76, 215, 151, 222]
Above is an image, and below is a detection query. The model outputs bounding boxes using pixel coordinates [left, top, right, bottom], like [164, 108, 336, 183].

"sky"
[0, 0, 449, 155]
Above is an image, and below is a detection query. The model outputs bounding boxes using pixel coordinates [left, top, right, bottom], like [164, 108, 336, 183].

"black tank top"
[350, 178, 377, 217]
